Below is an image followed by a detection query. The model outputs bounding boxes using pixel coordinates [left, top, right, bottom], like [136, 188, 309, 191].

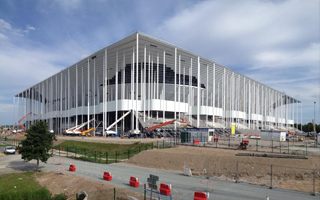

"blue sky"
[0, 0, 319, 125]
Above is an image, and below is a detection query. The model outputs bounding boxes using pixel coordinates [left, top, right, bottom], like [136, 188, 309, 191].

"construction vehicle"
[80, 128, 95, 136]
[239, 138, 249, 150]
[17, 112, 32, 131]
[64, 119, 95, 135]
[146, 119, 176, 132]
[102, 110, 131, 137]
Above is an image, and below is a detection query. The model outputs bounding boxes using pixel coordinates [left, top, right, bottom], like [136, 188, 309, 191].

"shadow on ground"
[8, 160, 43, 171]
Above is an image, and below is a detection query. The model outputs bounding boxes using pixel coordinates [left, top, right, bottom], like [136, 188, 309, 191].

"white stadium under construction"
[15, 32, 301, 136]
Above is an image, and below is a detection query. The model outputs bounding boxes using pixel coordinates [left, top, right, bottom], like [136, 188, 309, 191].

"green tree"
[20, 121, 55, 169]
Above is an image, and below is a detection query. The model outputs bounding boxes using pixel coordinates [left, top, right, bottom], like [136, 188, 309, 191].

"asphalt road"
[1, 154, 318, 200]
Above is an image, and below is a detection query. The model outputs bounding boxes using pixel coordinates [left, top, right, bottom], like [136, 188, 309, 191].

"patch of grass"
[0, 172, 66, 200]
[0, 172, 41, 194]
[55, 140, 152, 153]
[54, 140, 154, 163]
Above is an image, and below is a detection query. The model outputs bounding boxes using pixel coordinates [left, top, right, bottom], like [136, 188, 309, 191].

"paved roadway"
[1, 155, 318, 200]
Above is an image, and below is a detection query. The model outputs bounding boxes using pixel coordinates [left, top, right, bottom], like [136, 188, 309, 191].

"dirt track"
[35, 172, 143, 200]
[128, 146, 320, 193]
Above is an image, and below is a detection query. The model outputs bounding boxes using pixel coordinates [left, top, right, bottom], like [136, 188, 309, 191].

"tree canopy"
[20, 121, 55, 168]
[294, 122, 320, 133]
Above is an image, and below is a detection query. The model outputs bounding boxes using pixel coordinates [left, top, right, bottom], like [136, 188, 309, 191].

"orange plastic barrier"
[194, 191, 209, 200]
[193, 139, 200, 145]
[103, 171, 112, 181]
[129, 176, 139, 188]
[159, 183, 172, 196]
[69, 164, 76, 172]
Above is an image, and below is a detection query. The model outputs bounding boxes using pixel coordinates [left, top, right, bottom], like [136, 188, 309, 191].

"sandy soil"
[127, 146, 320, 193]
[35, 172, 143, 200]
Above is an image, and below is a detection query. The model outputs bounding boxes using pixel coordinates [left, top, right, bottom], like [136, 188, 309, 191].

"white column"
[148, 52, 151, 118]
[87, 59, 90, 129]
[163, 51, 166, 121]
[93, 57, 96, 135]
[135, 33, 139, 131]
[197, 56, 200, 128]
[81, 65, 84, 127]
[156, 53, 159, 120]
[248, 80, 251, 129]
[143, 46, 146, 122]
[213, 63, 216, 126]
[174, 48, 177, 130]
[189, 58, 192, 125]
[131, 48, 135, 131]
[76, 64, 78, 126]
[103, 49, 108, 136]
[115, 52, 118, 132]
[68, 68, 70, 129]
[223, 68, 226, 128]
[60, 73, 63, 133]
[206, 64, 209, 126]
[178, 54, 181, 121]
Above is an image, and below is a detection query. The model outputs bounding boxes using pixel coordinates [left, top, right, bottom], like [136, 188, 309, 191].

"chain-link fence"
[51, 139, 176, 164]
[180, 135, 320, 156]
[198, 159, 319, 195]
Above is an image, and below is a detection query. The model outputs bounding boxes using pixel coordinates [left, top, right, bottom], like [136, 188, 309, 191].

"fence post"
[312, 169, 316, 196]
[305, 143, 308, 156]
[115, 151, 118, 163]
[75, 147, 77, 158]
[269, 164, 273, 189]
[280, 141, 281, 153]
[113, 188, 116, 200]
[66, 146, 68, 157]
[236, 160, 239, 183]
[106, 152, 108, 164]
[127, 150, 130, 159]
[144, 183, 147, 200]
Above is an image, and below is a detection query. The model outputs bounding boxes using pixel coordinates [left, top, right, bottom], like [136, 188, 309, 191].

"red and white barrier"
[129, 176, 139, 188]
[194, 191, 209, 200]
[103, 171, 112, 181]
[159, 183, 172, 196]
[69, 164, 76, 172]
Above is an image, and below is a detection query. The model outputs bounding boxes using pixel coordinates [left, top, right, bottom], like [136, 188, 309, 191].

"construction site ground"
[35, 172, 143, 200]
[127, 145, 320, 193]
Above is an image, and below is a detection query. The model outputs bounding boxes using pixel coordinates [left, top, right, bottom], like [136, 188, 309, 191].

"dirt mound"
[35, 172, 142, 200]
[128, 146, 320, 193]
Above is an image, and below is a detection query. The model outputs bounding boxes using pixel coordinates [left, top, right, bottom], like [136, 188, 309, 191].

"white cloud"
[154, 0, 320, 123]
[253, 43, 320, 69]
[0, 18, 12, 31]
[52, 0, 83, 11]
[23, 25, 36, 33]
[0, 18, 37, 39]
[0, 18, 88, 125]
